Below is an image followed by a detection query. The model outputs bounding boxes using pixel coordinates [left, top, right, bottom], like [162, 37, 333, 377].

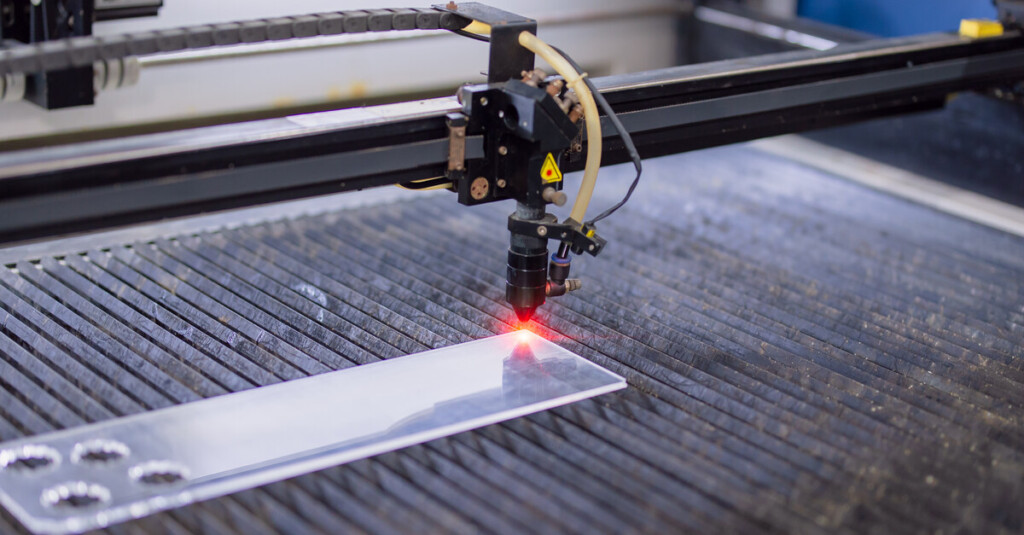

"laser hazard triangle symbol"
[541, 153, 563, 183]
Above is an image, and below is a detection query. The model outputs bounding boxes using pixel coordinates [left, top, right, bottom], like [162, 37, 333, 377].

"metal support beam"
[1, 31, 1022, 243]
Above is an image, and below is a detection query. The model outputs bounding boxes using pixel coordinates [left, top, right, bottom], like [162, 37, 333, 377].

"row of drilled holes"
[1, 440, 187, 509]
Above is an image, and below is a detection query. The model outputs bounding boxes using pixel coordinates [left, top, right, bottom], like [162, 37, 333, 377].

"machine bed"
[1, 143, 1022, 533]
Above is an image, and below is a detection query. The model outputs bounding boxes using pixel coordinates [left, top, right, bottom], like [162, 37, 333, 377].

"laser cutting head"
[448, 19, 610, 324]
[506, 215, 549, 323]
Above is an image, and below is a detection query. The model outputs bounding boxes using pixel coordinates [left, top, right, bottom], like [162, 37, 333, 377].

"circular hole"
[40, 482, 111, 510]
[502, 106, 519, 131]
[0, 445, 60, 473]
[130, 461, 189, 486]
[71, 439, 130, 465]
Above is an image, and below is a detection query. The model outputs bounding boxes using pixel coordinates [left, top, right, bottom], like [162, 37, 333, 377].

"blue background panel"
[798, 0, 997, 36]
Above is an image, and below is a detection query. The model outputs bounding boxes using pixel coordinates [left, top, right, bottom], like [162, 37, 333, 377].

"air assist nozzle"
[514, 306, 536, 323]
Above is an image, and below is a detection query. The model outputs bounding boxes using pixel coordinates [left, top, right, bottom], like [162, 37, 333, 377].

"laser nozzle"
[514, 306, 537, 324]
[506, 241, 547, 326]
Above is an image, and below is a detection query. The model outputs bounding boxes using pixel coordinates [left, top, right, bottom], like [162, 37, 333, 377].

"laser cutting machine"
[1, 1, 1024, 533]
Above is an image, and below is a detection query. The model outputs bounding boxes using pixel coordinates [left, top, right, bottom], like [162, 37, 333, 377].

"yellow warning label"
[541, 153, 563, 183]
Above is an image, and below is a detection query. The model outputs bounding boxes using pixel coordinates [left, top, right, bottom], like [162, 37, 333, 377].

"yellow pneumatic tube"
[516, 31, 602, 225]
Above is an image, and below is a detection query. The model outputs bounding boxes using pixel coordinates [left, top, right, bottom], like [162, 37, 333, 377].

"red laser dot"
[516, 329, 533, 344]
[546, 170, 552, 177]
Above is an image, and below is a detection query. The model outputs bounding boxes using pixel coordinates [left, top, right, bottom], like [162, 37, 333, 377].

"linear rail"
[0, 31, 1022, 243]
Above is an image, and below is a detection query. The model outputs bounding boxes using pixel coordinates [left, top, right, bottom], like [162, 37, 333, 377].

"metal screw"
[479, 97, 488, 106]
[496, 179, 507, 188]
[498, 146, 508, 156]
[470, 177, 489, 200]
[589, 245, 595, 251]
[537, 226, 548, 237]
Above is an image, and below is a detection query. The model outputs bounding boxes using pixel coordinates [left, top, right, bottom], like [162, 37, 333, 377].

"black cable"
[448, 31, 642, 224]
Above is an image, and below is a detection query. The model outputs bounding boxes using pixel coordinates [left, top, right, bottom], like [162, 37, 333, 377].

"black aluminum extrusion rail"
[1, 31, 1023, 243]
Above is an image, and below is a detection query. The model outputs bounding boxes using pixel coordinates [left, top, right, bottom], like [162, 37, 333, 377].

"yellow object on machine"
[959, 19, 1004, 38]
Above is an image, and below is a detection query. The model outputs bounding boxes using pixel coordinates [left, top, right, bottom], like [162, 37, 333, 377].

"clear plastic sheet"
[0, 331, 624, 534]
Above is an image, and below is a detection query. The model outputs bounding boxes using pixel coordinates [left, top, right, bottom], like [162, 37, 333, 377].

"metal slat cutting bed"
[1, 143, 1022, 533]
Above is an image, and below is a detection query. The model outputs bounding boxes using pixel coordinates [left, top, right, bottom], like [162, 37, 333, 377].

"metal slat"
[85, 249, 303, 382]
[0, 283, 158, 414]
[668, 186, 1024, 398]
[168, 237, 427, 356]
[130, 242, 364, 369]
[108, 245, 338, 376]
[16, 261, 226, 398]
[59, 254, 277, 388]
[709, 179, 1024, 350]
[1, 264, 201, 405]
[36, 257, 248, 394]
[691, 173, 1024, 330]
[207, 232, 461, 348]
